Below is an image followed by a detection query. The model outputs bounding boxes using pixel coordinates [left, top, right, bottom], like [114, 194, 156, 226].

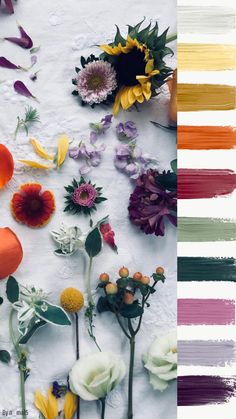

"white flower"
[143, 331, 177, 392]
[51, 224, 86, 255]
[12, 285, 47, 324]
[69, 352, 126, 401]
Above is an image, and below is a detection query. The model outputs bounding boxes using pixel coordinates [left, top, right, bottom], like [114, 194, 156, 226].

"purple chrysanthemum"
[128, 169, 177, 237]
[72, 184, 97, 208]
[77, 61, 117, 104]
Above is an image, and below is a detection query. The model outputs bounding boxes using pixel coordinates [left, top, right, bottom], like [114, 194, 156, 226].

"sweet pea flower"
[143, 331, 177, 392]
[116, 121, 138, 141]
[69, 132, 106, 175]
[69, 352, 126, 401]
[90, 114, 113, 134]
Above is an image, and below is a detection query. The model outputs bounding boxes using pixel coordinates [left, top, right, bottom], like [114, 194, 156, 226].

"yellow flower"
[64, 391, 77, 419]
[57, 134, 69, 167]
[34, 388, 76, 419]
[100, 36, 159, 115]
[60, 288, 84, 313]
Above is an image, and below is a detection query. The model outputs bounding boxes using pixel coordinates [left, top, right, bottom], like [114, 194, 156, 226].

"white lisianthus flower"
[69, 352, 126, 401]
[143, 331, 177, 392]
[51, 224, 86, 255]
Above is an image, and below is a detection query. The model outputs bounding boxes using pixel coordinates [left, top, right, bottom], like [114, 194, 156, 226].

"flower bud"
[141, 275, 150, 285]
[156, 266, 164, 275]
[99, 272, 110, 282]
[123, 291, 134, 305]
[106, 283, 118, 295]
[133, 272, 142, 281]
[119, 266, 129, 278]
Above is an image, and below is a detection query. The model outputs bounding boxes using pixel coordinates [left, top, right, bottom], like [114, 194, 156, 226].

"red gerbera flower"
[11, 183, 55, 228]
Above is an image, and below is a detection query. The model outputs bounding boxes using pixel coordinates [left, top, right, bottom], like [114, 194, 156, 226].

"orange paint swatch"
[178, 126, 236, 149]
[178, 84, 236, 111]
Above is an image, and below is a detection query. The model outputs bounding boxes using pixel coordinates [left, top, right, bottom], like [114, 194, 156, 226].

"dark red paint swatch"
[178, 375, 236, 406]
[178, 169, 236, 199]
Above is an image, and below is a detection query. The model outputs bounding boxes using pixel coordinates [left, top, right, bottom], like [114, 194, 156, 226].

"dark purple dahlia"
[128, 169, 177, 237]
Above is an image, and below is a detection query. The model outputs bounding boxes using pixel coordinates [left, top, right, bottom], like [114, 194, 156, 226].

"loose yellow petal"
[30, 138, 54, 161]
[34, 391, 49, 419]
[47, 389, 58, 419]
[57, 134, 69, 167]
[64, 392, 77, 419]
[19, 160, 53, 169]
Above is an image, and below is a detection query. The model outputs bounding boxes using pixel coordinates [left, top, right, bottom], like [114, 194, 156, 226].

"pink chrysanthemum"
[72, 184, 97, 208]
[77, 60, 117, 104]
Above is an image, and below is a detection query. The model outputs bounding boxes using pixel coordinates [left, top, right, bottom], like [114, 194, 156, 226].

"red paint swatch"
[178, 169, 236, 199]
[178, 299, 235, 325]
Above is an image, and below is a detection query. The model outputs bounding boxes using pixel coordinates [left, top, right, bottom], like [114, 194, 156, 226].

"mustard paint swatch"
[178, 44, 236, 71]
[178, 84, 236, 112]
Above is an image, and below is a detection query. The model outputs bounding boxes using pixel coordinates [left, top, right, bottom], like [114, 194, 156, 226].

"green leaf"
[120, 301, 143, 319]
[171, 159, 177, 174]
[152, 273, 165, 283]
[35, 301, 71, 326]
[30, 46, 40, 54]
[85, 227, 102, 258]
[6, 276, 19, 303]
[18, 319, 47, 344]
[97, 296, 110, 313]
[114, 25, 126, 45]
[0, 296, 3, 305]
[0, 350, 11, 364]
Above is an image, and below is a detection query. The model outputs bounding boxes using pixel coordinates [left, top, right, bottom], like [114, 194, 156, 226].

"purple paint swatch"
[178, 299, 235, 325]
[178, 340, 236, 366]
[178, 375, 236, 406]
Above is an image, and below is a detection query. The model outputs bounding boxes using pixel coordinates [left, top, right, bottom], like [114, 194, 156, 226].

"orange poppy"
[0, 144, 14, 189]
[0, 227, 23, 280]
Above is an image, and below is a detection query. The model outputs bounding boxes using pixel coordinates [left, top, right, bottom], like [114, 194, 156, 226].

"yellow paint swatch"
[178, 44, 236, 71]
[178, 84, 236, 112]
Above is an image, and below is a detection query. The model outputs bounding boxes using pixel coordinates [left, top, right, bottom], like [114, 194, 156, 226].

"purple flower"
[77, 61, 117, 104]
[5, 24, 33, 49]
[72, 183, 97, 208]
[69, 134, 106, 175]
[90, 114, 113, 134]
[128, 169, 177, 237]
[116, 121, 138, 141]
[114, 142, 156, 179]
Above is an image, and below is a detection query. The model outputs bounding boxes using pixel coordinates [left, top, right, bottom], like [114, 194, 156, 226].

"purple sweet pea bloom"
[114, 142, 157, 179]
[116, 121, 138, 141]
[90, 114, 113, 134]
[69, 133, 106, 175]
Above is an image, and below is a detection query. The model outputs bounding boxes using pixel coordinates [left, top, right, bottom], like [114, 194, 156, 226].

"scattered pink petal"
[0, 56, 20, 70]
[1, 0, 14, 14]
[5, 24, 33, 49]
[14, 80, 37, 100]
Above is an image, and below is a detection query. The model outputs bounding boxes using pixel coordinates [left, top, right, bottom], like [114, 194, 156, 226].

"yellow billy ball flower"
[60, 288, 84, 313]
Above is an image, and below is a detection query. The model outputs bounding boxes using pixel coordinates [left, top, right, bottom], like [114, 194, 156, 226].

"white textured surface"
[0, 1, 177, 418]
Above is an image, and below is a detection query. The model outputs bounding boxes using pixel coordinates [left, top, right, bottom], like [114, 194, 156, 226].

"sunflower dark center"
[116, 47, 146, 86]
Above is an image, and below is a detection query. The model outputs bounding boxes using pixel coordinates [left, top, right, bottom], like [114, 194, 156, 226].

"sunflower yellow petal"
[136, 94, 145, 103]
[149, 69, 160, 76]
[19, 160, 53, 169]
[120, 86, 130, 110]
[47, 389, 58, 419]
[113, 87, 125, 115]
[30, 138, 54, 161]
[57, 134, 69, 167]
[128, 87, 137, 106]
[64, 392, 77, 419]
[34, 391, 49, 419]
[100, 44, 122, 55]
[133, 85, 142, 97]
[145, 59, 154, 74]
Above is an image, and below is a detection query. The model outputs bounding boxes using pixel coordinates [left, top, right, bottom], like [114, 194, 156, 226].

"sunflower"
[11, 183, 55, 228]
[100, 21, 175, 115]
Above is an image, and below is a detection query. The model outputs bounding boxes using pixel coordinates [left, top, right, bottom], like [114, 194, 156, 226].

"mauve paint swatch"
[178, 169, 236, 199]
[178, 257, 236, 282]
[178, 299, 235, 325]
[178, 340, 236, 366]
[178, 375, 236, 406]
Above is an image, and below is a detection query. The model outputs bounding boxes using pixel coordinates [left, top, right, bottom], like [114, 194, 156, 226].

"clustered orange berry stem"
[97, 266, 166, 419]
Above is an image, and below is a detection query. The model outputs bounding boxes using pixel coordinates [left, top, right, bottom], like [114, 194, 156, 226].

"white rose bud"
[69, 351, 126, 401]
[143, 331, 177, 392]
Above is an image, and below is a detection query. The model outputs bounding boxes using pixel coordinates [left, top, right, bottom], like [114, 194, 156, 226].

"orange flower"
[0, 227, 23, 280]
[0, 144, 14, 189]
[11, 183, 55, 228]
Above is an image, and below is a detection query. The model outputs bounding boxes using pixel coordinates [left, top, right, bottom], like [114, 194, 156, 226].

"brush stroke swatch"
[178, 169, 236, 199]
[178, 44, 236, 71]
[178, 375, 236, 406]
[178, 257, 236, 282]
[178, 84, 236, 112]
[178, 6, 236, 34]
[178, 126, 236, 150]
[178, 299, 235, 325]
[178, 340, 236, 366]
[178, 217, 236, 242]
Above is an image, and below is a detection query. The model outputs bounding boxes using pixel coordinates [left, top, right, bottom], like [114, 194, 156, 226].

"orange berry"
[123, 292, 134, 305]
[156, 266, 164, 275]
[133, 272, 142, 281]
[119, 266, 129, 278]
[105, 283, 118, 295]
[141, 275, 150, 285]
[99, 272, 109, 282]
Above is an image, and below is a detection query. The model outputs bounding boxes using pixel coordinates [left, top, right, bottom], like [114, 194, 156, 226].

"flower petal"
[0, 144, 14, 189]
[30, 138, 54, 160]
[57, 134, 70, 167]
[47, 388, 58, 419]
[34, 391, 49, 419]
[19, 160, 53, 170]
[64, 392, 77, 419]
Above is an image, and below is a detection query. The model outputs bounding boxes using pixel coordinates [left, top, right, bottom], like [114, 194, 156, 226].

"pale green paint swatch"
[178, 218, 236, 242]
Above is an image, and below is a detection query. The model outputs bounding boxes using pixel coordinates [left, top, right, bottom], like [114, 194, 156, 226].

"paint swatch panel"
[178, 257, 236, 282]
[178, 299, 235, 325]
[178, 217, 236, 242]
[178, 44, 236, 71]
[178, 126, 236, 150]
[178, 340, 236, 366]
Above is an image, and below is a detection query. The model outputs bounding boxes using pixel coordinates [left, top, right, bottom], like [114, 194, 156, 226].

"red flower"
[100, 223, 117, 252]
[11, 183, 55, 228]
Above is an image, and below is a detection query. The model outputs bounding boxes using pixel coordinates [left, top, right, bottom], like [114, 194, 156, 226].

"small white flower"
[143, 331, 177, 392]
[13, 300, 35, 323]
[69, 352, 126, 401]
[52, 224, 86, 255]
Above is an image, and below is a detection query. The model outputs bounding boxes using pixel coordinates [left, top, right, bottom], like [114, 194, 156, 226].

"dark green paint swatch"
[178, 257, 236, 282]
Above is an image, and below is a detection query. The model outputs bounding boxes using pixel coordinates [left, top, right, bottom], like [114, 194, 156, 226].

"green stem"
[20, 368, 27, 419]
[166, 33, 177, 44]
[75, 313, 80, 419]
[87, 256, 93, 304]
[100, 398, 106, 419]
[128, 337, 135, 419]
